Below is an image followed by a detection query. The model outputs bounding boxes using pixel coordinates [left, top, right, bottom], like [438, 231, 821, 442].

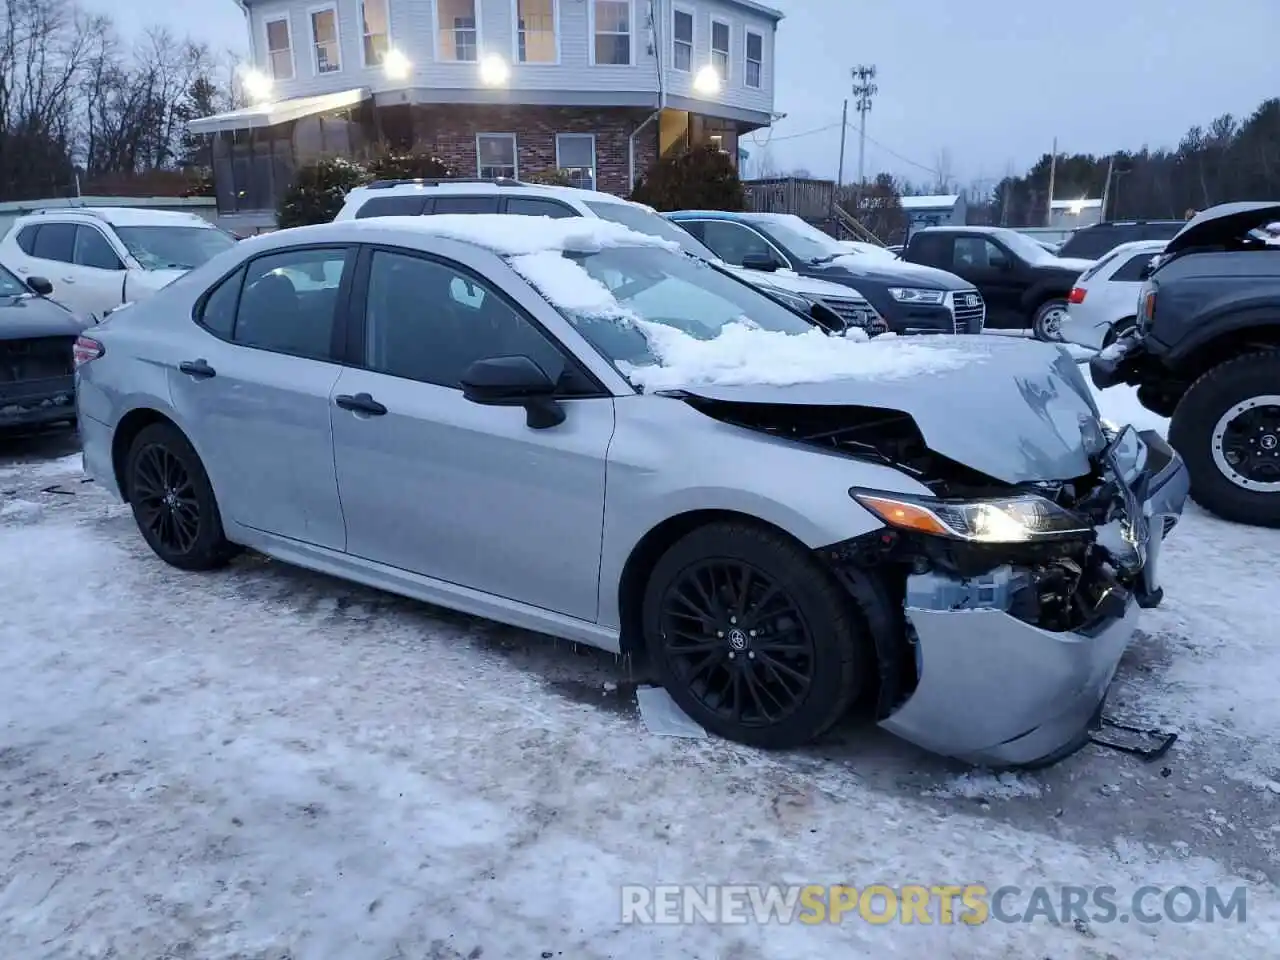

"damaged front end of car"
[680, 391, 1189, 767]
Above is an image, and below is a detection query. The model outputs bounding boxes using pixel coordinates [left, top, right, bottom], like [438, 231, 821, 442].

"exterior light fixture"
[480, 54, 510, 87]
[693, 65, 720, 96]
[383, 48, 411, 81]
[240, 68, 274, 104]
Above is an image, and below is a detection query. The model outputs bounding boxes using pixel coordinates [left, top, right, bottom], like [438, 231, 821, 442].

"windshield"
[582, 201, 718, 260]
[0, 262, 29, 297]
[755, 214, 843, 262]
[114, 225, 237, 270]
[996, 229, 1059, 265]
[550, 245, 815, 370]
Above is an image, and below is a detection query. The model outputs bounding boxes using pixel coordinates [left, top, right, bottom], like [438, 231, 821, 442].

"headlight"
[756, 285, 812, 313]
[851, 490, 1093, 543]
[887, 287, 946, 305]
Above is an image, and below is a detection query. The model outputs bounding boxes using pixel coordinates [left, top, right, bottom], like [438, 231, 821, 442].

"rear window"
[355, 196, 428, 218]
[1059, 225, 1129, 260]
[1077, 249, 1121, 282]
[1110, 253, 1158, 283]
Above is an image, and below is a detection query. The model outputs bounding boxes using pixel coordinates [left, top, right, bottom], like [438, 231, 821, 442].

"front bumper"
[0, 376, 76, 429]
[877, 429, 1190, 767]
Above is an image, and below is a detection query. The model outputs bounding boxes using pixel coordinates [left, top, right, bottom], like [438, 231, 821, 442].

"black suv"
[901, 226, 1093, 339]
[1057, 220, 1186, 261]
[1090, 201, 1280, 527]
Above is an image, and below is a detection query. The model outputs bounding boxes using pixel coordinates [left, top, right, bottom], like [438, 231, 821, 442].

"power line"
[859, 131, 938, 176]
[748, 120, 844, 145]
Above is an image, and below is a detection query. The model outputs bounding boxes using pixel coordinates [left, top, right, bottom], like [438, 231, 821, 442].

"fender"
[1164, 306, 1280, 367]
[1019, 279, 1073, 316]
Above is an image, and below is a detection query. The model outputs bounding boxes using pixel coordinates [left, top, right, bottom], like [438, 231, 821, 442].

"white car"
[335, 180, 886, 334]
[1058, 239, 1167, 351]
[0, 207, 238, 319]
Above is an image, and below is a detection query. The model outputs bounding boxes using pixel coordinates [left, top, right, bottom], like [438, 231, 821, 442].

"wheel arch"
[1166, 318, 1280, 382]
[111, 407, 183, 500]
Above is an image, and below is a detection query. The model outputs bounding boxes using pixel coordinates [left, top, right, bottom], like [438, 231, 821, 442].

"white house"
[900, 194, 965, 237]
[1049, 197, 1104, 230]
[189, 0, 784, 229]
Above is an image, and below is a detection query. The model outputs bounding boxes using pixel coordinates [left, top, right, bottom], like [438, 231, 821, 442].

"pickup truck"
[1089, 201, 1280, 527]
[900, 225, 1095, 340]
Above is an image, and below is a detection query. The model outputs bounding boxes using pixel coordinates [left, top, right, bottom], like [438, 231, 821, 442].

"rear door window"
[1059, 225, 1126, 260]
[354, 196, 428, 218]
[432, 195, 501, 214]
[502, 196, 577, 218]
[15, 225, 39, 255]
[1109, 253, 1158, 283]
[31, 222, 76, 263]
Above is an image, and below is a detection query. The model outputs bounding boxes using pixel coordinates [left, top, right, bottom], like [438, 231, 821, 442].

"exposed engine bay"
[680, 395, 1166, 635]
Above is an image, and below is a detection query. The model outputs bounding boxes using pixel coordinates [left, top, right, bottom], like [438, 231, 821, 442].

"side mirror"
[460, 355, 566, 429]
[26, 276, 53, 296]
[741, 253, 779, 273]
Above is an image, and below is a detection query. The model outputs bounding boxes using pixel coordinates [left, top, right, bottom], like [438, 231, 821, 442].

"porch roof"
[187, 87, 370, 136]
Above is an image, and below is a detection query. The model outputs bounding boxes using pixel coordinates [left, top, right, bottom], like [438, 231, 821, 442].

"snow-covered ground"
[2, 380, 1279, 959]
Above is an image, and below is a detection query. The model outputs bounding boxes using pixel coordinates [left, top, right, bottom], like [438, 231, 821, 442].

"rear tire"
[641, 521, 870, 749]
[1168, 351, 1280, 528]
[1032, 299, 1069, 342]
[125, 422, 241, 569]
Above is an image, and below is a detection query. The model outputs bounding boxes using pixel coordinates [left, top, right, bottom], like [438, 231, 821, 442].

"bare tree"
[932, 148, 954, 194]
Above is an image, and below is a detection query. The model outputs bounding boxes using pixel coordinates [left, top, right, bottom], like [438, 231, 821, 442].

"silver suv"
[75, 214, 1188, 768]
[335, 178, 887, 335]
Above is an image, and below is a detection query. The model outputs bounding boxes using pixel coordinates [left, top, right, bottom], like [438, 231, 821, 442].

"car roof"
[13, 207, 216, 228]
[666, 210, 771, 221]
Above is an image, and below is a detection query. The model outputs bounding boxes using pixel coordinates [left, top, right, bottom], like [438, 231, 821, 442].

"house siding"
[247, 0, 775, 120]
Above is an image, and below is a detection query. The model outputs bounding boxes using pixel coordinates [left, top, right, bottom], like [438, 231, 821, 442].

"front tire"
[1168, 351, 1280, 528]
[1032, 299, 1069, 342]
[125, 422, 241, 569]
[641, 521, 870, 749]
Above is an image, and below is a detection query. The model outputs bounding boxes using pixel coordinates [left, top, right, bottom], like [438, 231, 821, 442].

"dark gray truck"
[1090, 201, 1280, 527]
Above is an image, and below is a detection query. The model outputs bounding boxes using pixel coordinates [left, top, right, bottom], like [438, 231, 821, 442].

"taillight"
[73, 336, 103, 368]
[1068, 287, 1086, 304]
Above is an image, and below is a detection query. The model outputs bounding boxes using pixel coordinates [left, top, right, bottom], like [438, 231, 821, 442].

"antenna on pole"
[851, 64, 877, 208]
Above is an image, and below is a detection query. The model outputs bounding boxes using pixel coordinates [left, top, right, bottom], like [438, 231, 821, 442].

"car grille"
[820, 296, 882, 332]
[950, 290, 986, 334]
[0, 336, 75, 383]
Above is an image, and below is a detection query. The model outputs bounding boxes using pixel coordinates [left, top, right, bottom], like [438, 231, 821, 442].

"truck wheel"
[641, 520, 870, 749]
[1169, 351, 1280, 527]
[1032, 299, 1069, 342]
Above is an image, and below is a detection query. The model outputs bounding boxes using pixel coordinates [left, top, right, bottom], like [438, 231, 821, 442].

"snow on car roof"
[343, 214, 983, 390]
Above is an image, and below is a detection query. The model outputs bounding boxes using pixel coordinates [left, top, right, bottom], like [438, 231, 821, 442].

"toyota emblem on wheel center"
[727, 628, 748, 651]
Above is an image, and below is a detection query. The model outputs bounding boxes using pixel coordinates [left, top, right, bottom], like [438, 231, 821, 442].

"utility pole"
[1100, 153, 1116, 222]
[1045, 136, 1058, 226]
[836, 98, 848, 187]
[851, 64, 877, 207]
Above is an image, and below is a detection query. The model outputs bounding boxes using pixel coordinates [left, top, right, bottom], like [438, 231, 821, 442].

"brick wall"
[406, 105, 658, 196]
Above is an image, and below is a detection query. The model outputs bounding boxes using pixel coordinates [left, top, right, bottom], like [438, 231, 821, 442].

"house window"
[672, 8, 692, 72]
[555, 134, 595, 190]
[361, 0, 390, 66]
[516, 0, 556, 63]
[477, 134, 517, 179]
[711, 19, 729, 77]
[310, 7, 341, 73]
[265, 17, 294, 80]
[592, 0, 631, 65]
[438, 0, 478, 62]
[745, 29, 762, 88]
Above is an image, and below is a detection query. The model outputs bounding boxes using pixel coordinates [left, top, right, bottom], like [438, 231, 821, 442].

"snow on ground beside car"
[1091, 383, 1171, 436]
[3, 517, 1279, 959]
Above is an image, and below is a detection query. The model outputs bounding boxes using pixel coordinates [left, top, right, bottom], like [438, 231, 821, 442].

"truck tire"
[1032, 299, 1069, 342]
[1169, 350, 1280, 528]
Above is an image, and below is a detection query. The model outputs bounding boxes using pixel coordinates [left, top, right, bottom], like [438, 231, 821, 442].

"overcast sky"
[103, 0, 1279, 188]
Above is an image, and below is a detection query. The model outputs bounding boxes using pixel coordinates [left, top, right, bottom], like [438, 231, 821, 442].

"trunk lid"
[675, 336, 1101, 485]
[1164, 201, 1280, 254]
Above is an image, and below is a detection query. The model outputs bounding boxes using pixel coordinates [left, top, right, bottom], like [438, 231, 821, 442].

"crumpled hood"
[129, 268, 189, 292]
[730, 266, 870, 302]
[0, 295, 90, 338]
[678, 336, 1102, 484]
[813, 256, 971, 291]
[1165, 201, 1280, 254]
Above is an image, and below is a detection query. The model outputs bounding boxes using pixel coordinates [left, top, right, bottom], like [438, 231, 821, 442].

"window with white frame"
[672, 8, 692, 72]
[265, 17, 294, 80]
[438, 0, 478, 62]
[361, 0, 390, 66]
[710, 19, 730, 77]
[477, 134, 517, 179]
[745, 29, 762, 88]
[516, 0, 556, 63]
[556, 134, 595, 190]
[592, 0, 631, 65]
[310, 7, 341, 73]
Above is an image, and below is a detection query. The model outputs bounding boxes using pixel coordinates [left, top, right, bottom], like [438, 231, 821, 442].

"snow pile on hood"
[625, 321, 978, 391]
[509, 247, 983, 391]
[349, 213, 682, 257]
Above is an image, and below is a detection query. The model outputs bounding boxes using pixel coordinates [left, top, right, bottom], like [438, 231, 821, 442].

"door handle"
[335, 392, 387, 416]
[61, 277, 75, 283]
[178, 359, 216, 379]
